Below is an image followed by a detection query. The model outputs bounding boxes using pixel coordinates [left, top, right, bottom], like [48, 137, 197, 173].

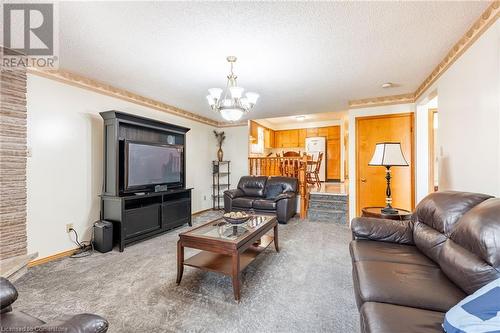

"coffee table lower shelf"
[183, 234, 274, 275]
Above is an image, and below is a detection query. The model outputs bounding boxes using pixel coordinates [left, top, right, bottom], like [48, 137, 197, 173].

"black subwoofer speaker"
[93, 221, 113, 253]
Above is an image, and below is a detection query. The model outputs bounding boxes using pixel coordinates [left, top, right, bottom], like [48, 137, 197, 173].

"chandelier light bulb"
[206, 95, 215, 106]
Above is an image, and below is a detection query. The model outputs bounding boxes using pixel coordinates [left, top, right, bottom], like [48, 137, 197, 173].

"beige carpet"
[14, 211, 359, 332]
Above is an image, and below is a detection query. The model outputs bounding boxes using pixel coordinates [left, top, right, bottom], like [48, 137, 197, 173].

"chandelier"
[206, 56, 259, 122]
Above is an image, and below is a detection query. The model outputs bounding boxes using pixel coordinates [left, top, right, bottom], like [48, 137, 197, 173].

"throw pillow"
[444, 278, 500, 333]
[265, 184, 283, 199]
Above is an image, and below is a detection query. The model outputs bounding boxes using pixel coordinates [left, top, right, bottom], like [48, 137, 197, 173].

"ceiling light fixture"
[206, 56, 259, 122]
[382, 82, 393, 88]
[295, 115, 306, 121]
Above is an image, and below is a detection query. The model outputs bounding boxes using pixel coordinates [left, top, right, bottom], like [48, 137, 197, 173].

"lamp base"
[381, 207, 399, 215]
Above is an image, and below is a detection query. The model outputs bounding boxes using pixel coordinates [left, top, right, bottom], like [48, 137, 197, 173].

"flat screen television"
[124, 141, 184, 192]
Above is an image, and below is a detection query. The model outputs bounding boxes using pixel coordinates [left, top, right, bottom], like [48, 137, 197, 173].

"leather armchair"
[224, 176, 298, 224]
[0, 277, 109, 333]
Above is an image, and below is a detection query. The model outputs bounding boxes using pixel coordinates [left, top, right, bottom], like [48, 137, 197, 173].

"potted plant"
[213, 130, 226, 161]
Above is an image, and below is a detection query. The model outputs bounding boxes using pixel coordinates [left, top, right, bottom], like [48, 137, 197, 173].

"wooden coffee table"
[176, 215, 279, 301]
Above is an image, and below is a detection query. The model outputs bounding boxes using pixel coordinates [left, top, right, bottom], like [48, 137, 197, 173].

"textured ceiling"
[58, 1, 489, 122]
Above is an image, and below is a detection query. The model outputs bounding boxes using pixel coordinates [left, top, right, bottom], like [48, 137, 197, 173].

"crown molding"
[349, 2, 499, 109]
[348, 93, 415, 109]
[414, 1, 499, 99]
[27, 68, 225, 127]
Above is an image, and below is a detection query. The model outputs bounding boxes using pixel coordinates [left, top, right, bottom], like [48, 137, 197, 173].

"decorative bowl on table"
[223, 212, 250, 225]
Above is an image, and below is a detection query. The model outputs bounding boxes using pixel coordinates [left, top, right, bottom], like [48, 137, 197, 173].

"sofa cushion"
[232, 197, 256, 208]
[350, 240, 436, 267]
[353, 261, 465, 312]
[265, 184, 283, 199]
[237, 176, 267, 197]
[266, 176, 298, 193]
[252, 199, 276, 211]
[444, 278, 500, 333]
[360, 302, 444, 333]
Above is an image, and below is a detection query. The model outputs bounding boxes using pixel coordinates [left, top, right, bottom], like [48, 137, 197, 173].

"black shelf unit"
[212, 161, 230, 210]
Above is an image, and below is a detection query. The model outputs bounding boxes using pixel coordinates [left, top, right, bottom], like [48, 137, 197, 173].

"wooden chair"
[306, 152, 323, 187]
[283, 151, 300, 157]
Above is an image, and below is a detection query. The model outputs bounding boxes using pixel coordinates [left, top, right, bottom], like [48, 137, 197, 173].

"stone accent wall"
[0, 51, 28, 260]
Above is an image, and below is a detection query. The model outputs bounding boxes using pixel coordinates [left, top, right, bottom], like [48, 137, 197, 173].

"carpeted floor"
[14, 211, 359, 333]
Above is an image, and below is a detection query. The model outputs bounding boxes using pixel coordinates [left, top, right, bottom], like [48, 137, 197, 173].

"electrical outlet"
[66, 223, 74, 233]
[203, 195, 207, 201]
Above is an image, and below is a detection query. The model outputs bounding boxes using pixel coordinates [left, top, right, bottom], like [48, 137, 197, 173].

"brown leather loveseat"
[350, 191, 500, 333]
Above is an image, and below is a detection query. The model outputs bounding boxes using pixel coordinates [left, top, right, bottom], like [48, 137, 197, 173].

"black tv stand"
[101, 188, 192, 252]
[99, 111, 192, 251]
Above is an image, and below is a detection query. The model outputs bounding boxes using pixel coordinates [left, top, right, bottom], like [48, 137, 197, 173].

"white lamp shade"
[245, 92, 259, 104]
[369, 142, 409, 166]
[208, 88, 223, 100]
[206, 95, 215, 106]
[220, 108, 243, 122]
[229, 86, 244, 99]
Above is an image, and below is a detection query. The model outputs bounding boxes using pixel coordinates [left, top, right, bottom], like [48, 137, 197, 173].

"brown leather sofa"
[350, 191, 500, 333]
[224, 176, 298, 223]
[0, 277, 108, 333]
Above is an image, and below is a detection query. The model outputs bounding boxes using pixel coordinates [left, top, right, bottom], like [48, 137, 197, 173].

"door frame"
[428, 108, 438, 193]
[355, 112, 415, 216]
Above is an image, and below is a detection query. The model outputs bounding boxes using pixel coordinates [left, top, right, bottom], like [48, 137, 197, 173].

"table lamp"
[368, 142, 409, 214]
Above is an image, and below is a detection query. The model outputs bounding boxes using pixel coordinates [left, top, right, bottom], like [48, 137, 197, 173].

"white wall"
[218, 126, 249, 189]
[415, 96, 438, 202]
[416, 20, 500, 196]
[27, 74, 218, 259]
[347, 103, 416, 220]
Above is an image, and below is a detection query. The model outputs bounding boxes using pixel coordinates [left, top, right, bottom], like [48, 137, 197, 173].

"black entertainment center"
[100, 111, 192, 251]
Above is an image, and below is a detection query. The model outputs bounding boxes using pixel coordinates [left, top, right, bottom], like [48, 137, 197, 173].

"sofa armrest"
[224, 189, 244, 199]
[38, 314, 109, 333]
[351, 217, 414, 244]
[0, 278, 18, 314]
[274, 192, 295, 202]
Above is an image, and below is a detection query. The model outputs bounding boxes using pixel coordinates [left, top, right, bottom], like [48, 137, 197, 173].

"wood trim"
[28, 208, 215, 267]
[349, 3, 499, 108]
[414, 2, 499, 99]
[355, 112, 415, 216]
[428, 108, 438, 193]
[27, 68, 226, 127]
[27, 248, 79, 267]
[192, 208, 214, 216]
[349, 93, 416, 109]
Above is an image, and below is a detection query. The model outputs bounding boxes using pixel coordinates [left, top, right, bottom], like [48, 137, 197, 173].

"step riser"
[308, 201, 347, 211]
[309, 194, 348, 202]
[307, 210, 347, 224]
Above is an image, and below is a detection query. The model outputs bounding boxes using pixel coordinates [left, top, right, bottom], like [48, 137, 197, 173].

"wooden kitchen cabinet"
[327, 138, 341, 180]
[318, 127, 328, 137]
[298, 129, 306, 148]
[306, 128, 318, 137]
[328, 126, 340, 140]
[264, 128, 275, 149]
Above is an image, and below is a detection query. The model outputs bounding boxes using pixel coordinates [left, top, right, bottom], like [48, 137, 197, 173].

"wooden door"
[356, 113, 414, 216]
